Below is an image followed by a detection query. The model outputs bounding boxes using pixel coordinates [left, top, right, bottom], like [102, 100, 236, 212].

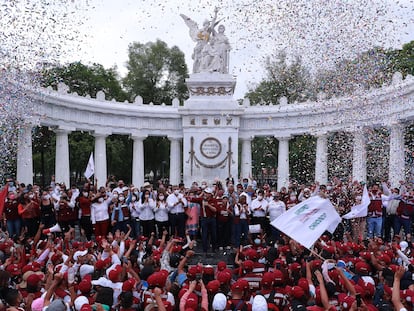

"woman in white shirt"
[139, 189, 155, 237]
[153, 192, 169, 238]
[129, 193, 141, 238]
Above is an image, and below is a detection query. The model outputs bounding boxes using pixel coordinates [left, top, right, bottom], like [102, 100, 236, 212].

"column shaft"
[277, 137, 290, 190]
[389, 124, 405, 187]
[55, 129, 71, 186]
[94, 134, 108, 188]
[315, 134, 328, 184]
[132, 136, 145, 188]
[16, 124, 33, 185]
[240, 137, 252, 180]
[352, 130, 367, 182]
[169, 137, 181, 185]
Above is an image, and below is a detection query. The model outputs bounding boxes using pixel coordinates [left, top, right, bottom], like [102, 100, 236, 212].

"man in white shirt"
[167, 185, 187, 238]
[267, 193, 286, 243]
[250, 190, 269, 237]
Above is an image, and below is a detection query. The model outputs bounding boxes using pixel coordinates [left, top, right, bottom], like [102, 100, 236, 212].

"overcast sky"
[2, 0, 414, 100]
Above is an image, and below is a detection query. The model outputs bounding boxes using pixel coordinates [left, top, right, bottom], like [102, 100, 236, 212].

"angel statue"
[181, 8, 229, 74]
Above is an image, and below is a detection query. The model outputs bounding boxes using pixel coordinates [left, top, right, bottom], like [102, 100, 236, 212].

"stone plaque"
[200, 137, 222, 159]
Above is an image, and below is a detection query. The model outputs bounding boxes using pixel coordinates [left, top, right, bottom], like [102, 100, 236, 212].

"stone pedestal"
[181, 73, 242, 185]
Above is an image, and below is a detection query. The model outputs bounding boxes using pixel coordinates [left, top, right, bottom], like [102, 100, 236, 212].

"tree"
[388, 40, 414, 77]
[37, 62, 130, 185]
[123, 39, 189, 104]
[123, 40, 189, 183]
[41, 61, 128, 101]
[315, 47, 392, 98]
[246, 51, 314, 105]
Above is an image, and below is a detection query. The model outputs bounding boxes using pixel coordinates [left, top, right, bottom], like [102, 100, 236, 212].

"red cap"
[243, 260, 254, 272]
[355, 262, 371, 275]
[323, 245, 335, 254]
[338, 293, 355, 311]
[78, 278, 92, 293]
[108, 265, 122, 282]
[261, 272, 274, 287]
[95, 257, 111, 270]
[273, 269, 284, 284]
[147, 272, 167, 288]
[377, 253, 391, 265]
[290, 285, 305, 299]
[80, 305, 92, 311]
[245, 248, 258, 260]
[27, 273, 44, 287]
[122, 278, 136, 292]
[401, 289, 414, 302]
[231, 280, 244, 292]
[217, 261, 227, 271]
[206, 280, 220, 293]
[185, 292, 198, 309]
[6, 264, 20, 276]
[203, 265, 214, 275]
[289, 262, 301, 272]
[297, 278, 309, 293]
[217, 270, 231, 284]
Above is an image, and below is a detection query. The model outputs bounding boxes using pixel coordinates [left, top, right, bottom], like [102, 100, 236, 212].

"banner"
[270, 195, 341, 249]
[84, 152, 95, 179]
[342, 185, 369, 219]
[0, 184, 9, 217]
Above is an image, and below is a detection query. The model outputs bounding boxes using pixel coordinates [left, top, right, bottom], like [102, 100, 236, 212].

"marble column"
[315, 134, 328, 184]
[277, 136, 290, 190]
[169, 136, 181, 185]
[352, 129, 367, 183]
[93, 132, 109, 188]
[389, 123, 405, 187]
[16, 124, 33, 185]
[131, 135, 146, 188]
[55, 128, 71, 187]
[240, 136, 253, 180]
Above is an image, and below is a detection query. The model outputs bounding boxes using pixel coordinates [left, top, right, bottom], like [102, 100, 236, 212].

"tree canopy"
[41, 61, 128, 102]
[123, 39, 189, 104]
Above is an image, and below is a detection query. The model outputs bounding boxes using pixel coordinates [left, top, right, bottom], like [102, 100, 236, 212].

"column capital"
[93, 130, 111, 138]
[389, 122, 405, 131]
[239, 135, 254, 142]
[313, 131, 328, 138]
[54, 126, 75, 134]
[131, 133, 148, 141]
[275, 135, 291, 141]
[168, 135, 183, 141]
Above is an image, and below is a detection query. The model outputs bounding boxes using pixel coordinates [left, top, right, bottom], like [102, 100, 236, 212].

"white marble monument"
[180, 9, 241, 185]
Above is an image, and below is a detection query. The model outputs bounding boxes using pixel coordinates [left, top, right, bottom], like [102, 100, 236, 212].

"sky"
[1, 0, 414, 99]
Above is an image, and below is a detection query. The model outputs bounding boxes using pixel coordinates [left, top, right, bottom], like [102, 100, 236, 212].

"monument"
[180, 9, 241, 185]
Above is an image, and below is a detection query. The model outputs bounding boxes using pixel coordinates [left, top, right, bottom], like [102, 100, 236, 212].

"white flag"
[270, 196, 341, 249]
[342, 185, 370, 219]
[84, 153, 95, 179]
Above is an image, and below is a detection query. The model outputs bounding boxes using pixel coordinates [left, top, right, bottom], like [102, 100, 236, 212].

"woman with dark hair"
[39, 191, 56, 229]
[4, 192, 21, 239]
[129, 193, 141, 239]
[139, 189, 155, 237]
[153, 192, 169, 239]
[17, 190, 40, 238]
[4, 288, 24, 311]
[94, 287, 114, 310]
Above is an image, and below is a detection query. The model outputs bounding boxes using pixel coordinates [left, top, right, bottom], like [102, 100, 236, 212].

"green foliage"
[388, 40, 414, 77]
[246, 51, 314, 105]
[123, 39, 189, 104]
[289, 135, 316, 184]
[315, 47, 392, 98]
[41, 61, 128, 102]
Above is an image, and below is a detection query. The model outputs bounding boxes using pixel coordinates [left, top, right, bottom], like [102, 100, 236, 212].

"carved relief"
[188, 86, 234, 96]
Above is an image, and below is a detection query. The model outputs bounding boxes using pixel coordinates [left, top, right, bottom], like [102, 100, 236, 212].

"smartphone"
[356, 293, 361, 307]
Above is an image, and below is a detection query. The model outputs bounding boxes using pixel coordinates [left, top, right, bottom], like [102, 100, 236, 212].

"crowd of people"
[1, 175, 414, 311]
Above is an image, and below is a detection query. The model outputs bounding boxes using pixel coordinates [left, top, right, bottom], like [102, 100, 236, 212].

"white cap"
[73, 250, 88, 261]
[400, 241, 409, 252]
[212, 293, 227, 310]
[74, 296, 89, 311]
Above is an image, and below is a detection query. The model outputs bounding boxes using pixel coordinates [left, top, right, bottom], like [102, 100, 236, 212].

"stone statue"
[180, 8, 230, 74]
